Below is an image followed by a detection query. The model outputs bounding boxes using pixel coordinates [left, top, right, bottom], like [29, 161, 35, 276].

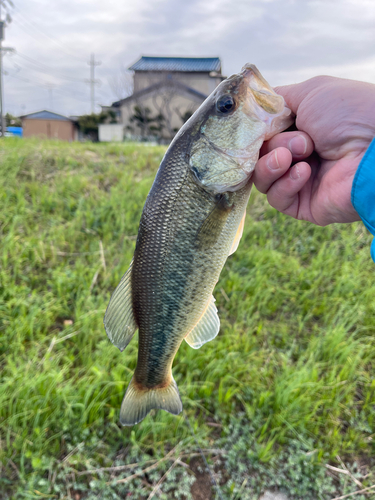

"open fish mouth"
[240, 64, 294, 134]
[191, 63, 294, 195]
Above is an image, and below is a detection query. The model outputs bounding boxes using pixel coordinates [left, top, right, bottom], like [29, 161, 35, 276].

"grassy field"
[1, 138, 375, 500]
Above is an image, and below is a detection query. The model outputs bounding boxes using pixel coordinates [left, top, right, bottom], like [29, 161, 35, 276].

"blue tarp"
[6, 127, 23, 137]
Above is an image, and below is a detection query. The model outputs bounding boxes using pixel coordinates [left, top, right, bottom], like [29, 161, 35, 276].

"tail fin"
[120, 375, 183, 426]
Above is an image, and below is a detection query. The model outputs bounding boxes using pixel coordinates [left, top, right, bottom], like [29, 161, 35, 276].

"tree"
[109, 65, 133, 101]
[143, 79, 198, 140]
[5, 113, 21, 127]
[150, 82, 178, 138]
[77, 110, 116, 142]
[127, 105, 164, 139]
[178, 109, 194, 124]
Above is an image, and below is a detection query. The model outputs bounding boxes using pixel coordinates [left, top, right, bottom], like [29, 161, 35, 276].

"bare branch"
[110, 447, 178, 485]
[109, 65, 133, 101]
[336, 455, 363, 488]
[99, 240, 106, 271]
[77, 449, 225, 477]
[89, 267, 100, 293]
[146, 457, 181, 500]
[330, 484, 375, 500]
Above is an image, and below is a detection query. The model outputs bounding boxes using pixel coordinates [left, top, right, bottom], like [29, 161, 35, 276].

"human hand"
[253, 76, 375, 225]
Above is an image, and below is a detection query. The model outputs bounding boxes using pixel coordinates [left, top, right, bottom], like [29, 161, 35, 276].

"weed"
[1, 138, 374, 498]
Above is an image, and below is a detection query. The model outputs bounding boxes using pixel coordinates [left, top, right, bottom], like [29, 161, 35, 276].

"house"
[21, 110, 78, 141]
[101, 56, 224, 141]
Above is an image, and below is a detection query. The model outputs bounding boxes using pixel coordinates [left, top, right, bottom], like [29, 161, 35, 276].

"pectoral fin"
[104, 260, 138, 352]
[197, 194, 233, 250]
[228, 210, 246, 256]
[185, 295, 220, 349]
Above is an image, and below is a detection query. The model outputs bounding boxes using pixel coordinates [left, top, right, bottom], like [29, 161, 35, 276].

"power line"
[11, 17, 47, 44]
[2, 2, 114, 116]
[15, 52, 84, 83]
[4, 70, 30, 82]
[11, 8, 85, 63]
[53, 86, 88, 101]
[11, 3, 110, 74]
[4, 61, 51, 86]
[3, 67, 89, 103]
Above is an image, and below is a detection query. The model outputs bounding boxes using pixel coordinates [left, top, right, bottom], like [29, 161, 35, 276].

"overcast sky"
[2, 0, 375, 117]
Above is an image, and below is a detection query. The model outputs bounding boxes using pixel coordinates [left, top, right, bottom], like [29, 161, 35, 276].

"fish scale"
[104, 63, 294, 425]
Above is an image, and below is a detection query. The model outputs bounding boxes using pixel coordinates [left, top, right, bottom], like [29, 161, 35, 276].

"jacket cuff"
[351, 138, 375, 262]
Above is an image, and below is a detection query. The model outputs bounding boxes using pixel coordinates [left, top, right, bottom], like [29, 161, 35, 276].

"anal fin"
[104, 259, 138, 352]
[228, 210, 246, 256]
[185, 295, 220, 349]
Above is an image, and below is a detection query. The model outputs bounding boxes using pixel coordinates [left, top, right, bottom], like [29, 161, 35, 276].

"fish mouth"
[191, 64, 294, 194]
[240, 64, 294, 133]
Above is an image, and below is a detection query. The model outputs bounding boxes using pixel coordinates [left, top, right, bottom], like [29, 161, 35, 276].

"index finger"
[260, 131, 314, 159]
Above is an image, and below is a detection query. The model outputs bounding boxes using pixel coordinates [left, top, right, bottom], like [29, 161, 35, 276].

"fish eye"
[216, 94, 235, 114]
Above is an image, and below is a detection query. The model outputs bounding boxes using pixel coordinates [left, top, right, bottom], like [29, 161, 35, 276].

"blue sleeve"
[351, 138, 375, 262]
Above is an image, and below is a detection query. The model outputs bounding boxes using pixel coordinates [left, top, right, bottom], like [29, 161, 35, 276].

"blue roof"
[21, 110, 72, 121]
[129, 56, 221, 73]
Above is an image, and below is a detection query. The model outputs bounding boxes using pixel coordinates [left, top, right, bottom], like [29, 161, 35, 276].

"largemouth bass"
[104, 64, 293, 426]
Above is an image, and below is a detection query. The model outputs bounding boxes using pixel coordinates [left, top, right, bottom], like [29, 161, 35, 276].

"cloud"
[3, 0, 375, 116]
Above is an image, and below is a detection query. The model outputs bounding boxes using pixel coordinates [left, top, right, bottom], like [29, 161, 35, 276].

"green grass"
[1, 137, 375, 499]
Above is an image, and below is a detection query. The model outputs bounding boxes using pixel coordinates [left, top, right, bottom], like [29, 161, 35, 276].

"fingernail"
[267, 149, 280, 170]
[290, 165, 300, 180]
[289, 135, 307, 156]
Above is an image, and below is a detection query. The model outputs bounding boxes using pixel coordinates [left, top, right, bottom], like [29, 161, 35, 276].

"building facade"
[101, 56, 224, 141]
[21, 110, 78, 141]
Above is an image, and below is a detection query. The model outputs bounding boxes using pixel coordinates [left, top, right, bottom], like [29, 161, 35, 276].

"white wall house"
[101, 56, 224, 141]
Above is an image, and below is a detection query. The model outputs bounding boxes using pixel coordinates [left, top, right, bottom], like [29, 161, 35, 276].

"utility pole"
[86, 53, 101, 114]
[0, 1, 14, 137]
[0, 2, 5, 136]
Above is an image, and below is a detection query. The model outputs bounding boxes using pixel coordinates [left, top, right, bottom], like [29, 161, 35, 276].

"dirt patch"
[189, 456, 214, 500]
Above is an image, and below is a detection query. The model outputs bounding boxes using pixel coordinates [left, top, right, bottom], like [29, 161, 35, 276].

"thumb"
[274, 76, 331, 114]
[273, 83, 311, 115]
